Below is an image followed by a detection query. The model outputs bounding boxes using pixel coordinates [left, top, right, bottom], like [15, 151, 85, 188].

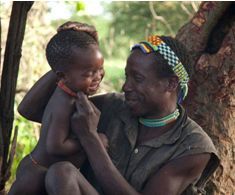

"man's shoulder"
[184, 117, 210, 141]
[180, 117, 218, 156]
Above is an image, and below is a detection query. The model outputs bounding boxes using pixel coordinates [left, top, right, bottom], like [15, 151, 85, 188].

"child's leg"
[45, 161, 99, 195]
[8, 155, 48, 195]
[8, 173, 47, 195]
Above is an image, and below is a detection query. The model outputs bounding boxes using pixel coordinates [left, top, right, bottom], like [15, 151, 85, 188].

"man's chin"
[127, 105, 142, 117]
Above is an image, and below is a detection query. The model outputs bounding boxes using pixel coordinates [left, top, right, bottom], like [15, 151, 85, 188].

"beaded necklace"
[57, 80, 77, 97]
[139, 108, 180, 127]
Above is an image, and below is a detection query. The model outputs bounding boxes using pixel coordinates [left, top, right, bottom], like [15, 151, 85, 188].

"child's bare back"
[9, 88, 82, 195]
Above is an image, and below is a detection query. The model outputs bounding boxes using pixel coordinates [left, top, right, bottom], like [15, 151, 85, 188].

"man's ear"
[167, 76, 179, 92]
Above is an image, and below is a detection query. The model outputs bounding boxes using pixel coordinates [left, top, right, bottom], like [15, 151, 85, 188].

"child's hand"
[98, 133, 109, 150]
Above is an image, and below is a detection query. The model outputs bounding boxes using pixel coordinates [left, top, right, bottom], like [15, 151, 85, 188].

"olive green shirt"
[82, 93, 220, 194]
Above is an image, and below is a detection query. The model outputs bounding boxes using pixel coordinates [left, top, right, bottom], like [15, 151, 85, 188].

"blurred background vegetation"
[1, 1, 200, 189]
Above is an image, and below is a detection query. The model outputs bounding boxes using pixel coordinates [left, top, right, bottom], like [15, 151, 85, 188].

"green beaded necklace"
[139, 108, 180, 127]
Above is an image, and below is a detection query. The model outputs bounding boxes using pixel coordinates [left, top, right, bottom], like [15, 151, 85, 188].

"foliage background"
[0, 1, 200, 189]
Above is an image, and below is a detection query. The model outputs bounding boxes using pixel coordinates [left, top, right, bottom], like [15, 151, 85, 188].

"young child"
[9, 21, 107, 195]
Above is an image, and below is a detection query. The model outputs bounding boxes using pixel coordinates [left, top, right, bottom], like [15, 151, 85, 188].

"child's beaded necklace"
[57, 80, 77, 98]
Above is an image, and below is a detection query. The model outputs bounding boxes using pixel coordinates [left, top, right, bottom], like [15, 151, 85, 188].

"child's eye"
[99, 68, 104, 74]
[83, 71, 93, 77]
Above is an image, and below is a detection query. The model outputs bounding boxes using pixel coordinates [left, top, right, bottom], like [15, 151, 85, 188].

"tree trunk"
[176, 2, 235, 194]
[0, 2, 33, 194]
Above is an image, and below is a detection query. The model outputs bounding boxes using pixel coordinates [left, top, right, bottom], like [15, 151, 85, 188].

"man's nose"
[122, 79, 132, 92]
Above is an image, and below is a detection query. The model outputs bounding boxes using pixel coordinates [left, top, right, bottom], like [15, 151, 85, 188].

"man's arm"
[18, 70, 57, 123]
[142, 153, 210, 195]
[71, 93, 211, 195]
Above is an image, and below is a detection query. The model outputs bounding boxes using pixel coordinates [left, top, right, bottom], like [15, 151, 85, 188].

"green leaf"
[76, 2, 85, 11]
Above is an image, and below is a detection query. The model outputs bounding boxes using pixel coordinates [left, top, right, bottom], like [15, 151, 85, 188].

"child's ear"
[167, 76, 179, 92]
[56, 71, 66, 81]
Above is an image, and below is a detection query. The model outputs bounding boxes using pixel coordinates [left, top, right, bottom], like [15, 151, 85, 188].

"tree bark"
[176, 2, 235, 194]
[0, 2, 33, 194]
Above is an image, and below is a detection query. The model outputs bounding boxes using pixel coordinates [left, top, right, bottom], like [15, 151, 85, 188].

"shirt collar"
[117, 102, 138, 149]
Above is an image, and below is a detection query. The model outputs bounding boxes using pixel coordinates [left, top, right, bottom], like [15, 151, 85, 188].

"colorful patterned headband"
[131, 35, 189, 103]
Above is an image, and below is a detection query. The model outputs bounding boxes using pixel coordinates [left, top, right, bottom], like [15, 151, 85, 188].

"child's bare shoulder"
[46, 87, 76, 113]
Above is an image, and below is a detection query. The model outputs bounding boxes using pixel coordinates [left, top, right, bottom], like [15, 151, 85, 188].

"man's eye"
[134, 75, 143, 82]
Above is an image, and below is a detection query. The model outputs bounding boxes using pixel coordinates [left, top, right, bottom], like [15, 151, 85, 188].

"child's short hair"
[46, 21, 98, 72]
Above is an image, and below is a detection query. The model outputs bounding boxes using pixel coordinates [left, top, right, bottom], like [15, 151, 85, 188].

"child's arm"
[46, 94, 109, 157]
[18, 70, 57, 123]
[46, 97, 83, 156]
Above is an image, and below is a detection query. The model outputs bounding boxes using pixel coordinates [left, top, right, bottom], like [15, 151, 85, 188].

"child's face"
[63, 44, 104, 95]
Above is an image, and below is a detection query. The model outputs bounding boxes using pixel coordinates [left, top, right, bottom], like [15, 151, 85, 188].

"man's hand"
[71, 92, 100, 140]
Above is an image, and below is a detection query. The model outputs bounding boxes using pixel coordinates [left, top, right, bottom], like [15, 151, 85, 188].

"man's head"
[46, 21, 104, 95]
[122, 35, 192, 117]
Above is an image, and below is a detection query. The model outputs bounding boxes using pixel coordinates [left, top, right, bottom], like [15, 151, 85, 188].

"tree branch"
[149, 2, 174, 36]
[0, 1, 34, 192]
[191, 2, 199, 12]
[180, 3, 193, 18]
[0, 16, 2, 73]
[5, 126, 18, 183]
